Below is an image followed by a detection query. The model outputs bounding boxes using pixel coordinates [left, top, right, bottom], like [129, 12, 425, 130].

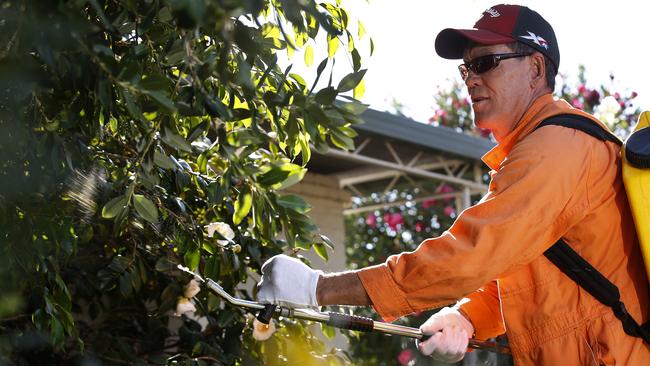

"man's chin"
[473, 116, 490, 130]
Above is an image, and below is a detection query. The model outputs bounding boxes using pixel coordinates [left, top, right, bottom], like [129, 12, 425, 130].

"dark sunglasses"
[458, 52, 533, 80]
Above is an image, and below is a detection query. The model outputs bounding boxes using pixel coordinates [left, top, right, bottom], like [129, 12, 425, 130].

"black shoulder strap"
[536, 114, 622, 146]
[536, 114, 649, 344]
[544, 240, 650, 342]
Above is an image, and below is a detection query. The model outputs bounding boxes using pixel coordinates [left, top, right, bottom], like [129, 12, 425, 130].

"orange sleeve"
[357, 126, 593, 321]
[458, 281, 506, 340]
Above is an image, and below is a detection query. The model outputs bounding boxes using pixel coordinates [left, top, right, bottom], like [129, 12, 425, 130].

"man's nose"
[464, 71, 481, 88]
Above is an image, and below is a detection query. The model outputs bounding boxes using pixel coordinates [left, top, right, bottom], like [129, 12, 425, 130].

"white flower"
[205, 222, 235, 245]
[595, 95, 622, 127]
[252, 318, 276, 341]
[175, 297, 196, 316]
[183, 279, 200, 298]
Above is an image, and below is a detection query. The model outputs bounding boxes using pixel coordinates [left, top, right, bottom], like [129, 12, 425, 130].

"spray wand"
[177, 265, 511, 355]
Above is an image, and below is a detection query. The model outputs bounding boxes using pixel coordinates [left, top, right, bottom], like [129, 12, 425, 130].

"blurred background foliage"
[0, 0, 368, 364]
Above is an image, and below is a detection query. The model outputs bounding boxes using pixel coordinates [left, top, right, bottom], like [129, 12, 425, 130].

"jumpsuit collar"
[482, 93, 557, 170]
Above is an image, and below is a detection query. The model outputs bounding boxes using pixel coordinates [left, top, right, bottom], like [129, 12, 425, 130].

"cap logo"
[520, 31, 549, 49]
[484, 8, 501, 17]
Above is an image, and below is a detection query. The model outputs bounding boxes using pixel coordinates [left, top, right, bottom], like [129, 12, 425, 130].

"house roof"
[308, 108, 495, 176]
[307, 107, 495, 210]
[355, 108, 495, 161]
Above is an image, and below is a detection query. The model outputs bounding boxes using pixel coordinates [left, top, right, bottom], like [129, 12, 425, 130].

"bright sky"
[297, 0, 649, 123]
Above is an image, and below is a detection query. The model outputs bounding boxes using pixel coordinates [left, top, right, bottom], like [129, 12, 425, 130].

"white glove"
[416, 306, 474, 363]
[256, 254, 323, 308]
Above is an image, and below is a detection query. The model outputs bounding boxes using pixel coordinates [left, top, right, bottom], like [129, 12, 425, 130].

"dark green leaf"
[337, 69, 367, 92]
[119, 272, 132, 297]
[147, 91, 176, 113]
[161, 127, 192, 153]
[140, 73, 172, 91]
[204, 96, 233, 119]
[309, 58, 329, 93]
[277, 194, 311, 213]
[122, 90, 146, 123]
[257, 163, 306, 190]
[257, 166, 290, 187]
[187, 120, 209, 142]
[330, 128, 355, 150]
[101, 195, 128, 219]
[351, 48, 361, 72]
[227, 129, 266, 146]
[315, 86, 337, 105]
[154, 149, 176, 170]
[338, 101, 369, 115]
[133, 194, 159, 223]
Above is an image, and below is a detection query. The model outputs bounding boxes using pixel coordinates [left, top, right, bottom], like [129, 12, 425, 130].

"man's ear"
[530, 52, 546, 87]
[530, 52, 546, 88]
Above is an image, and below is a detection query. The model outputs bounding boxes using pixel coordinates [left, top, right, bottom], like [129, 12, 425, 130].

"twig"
[0, 313, 29, 323]
[0, 0, 25, 60]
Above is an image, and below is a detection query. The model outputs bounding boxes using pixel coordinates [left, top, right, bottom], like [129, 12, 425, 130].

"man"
[257, 4, 650, 365]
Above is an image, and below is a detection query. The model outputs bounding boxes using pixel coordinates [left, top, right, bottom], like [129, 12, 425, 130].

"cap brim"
[435, 28, 515, 59]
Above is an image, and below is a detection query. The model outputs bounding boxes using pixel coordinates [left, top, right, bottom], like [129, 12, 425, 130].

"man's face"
[463, 44, 535, 141]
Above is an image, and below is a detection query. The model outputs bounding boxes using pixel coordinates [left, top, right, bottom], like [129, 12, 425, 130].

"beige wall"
[288, 172, 351, 349]
[287, 172, 349, 273]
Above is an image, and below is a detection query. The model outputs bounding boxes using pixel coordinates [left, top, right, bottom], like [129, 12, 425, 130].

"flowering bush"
[0, 0, 368, 364]
[557, 65, 641, 137]
[345, 186, 462, 365]
[428, 81, 491, 139]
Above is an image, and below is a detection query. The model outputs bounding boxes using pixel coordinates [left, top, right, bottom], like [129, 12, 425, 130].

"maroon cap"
[435, 4, 560, 69]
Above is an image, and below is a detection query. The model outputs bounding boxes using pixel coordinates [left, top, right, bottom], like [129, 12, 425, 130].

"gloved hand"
[256, 254, 323, 308]
[416, 306, 474, 363]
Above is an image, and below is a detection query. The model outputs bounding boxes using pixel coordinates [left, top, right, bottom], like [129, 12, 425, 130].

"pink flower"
[443, 205, 456, 217]
[578, 84, 587, 95]
[440, 184, 454, 193]
[585, 90, 601, 106]
[620, 101, 626, 109]
[432, 109, 448, 126]
[397, 349, 415, 366]
[631, 91, 638, 99]
[422, 199, 437, 209]
[365, 213, 377, 228]
[479, 128, 491, 138]
[440, 184, 455, 202]
[571, 98, 584, 109]
[382, 212, 403, 230]
[388, 212, 404, 229]
[415, 222, 424, 232]
[614, 92, 621, 100]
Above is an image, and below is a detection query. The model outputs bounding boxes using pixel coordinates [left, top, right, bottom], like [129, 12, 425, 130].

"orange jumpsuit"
[357, 94, 650, 365]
